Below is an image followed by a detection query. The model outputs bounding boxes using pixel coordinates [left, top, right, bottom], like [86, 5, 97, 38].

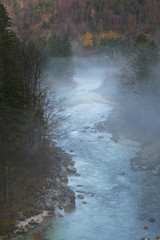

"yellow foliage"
[20, 1, 24, 9]
[42, 14, 50, 23]
[91, 8, 95, 18]
[81, 32, 94, 48]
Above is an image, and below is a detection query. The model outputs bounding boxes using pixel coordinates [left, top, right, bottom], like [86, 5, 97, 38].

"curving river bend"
[16, 59, 160, 240]
[42, 59, 160, 240]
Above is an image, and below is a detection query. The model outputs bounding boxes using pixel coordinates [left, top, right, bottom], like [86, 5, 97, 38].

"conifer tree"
[0, 3, 26, 203]
[62, 33, 72, 57]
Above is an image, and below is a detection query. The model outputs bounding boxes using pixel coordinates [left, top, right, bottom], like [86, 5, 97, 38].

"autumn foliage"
[2, 0, 160, 39]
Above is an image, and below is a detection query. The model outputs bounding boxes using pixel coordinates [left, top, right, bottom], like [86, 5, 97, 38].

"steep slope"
[2, 0, 160, 39]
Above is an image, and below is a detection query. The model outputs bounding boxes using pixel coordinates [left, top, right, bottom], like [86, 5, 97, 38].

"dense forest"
[0, 3, 73, 235]
[1, 0, 160, 239]
[2, 0, 160, 40]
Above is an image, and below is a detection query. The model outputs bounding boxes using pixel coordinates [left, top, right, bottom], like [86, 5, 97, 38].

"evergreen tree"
[48, 34, 62, 57]
[62, 33, 72, 57]
[48, 33, 72, 57]
[0, 3, 26, 203]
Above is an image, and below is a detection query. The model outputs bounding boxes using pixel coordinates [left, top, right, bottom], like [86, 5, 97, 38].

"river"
[16, 58, 160, 240]
[42, 58, 160, 240]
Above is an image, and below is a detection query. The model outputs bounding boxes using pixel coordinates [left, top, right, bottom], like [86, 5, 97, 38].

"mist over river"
[42, 58, 160, 240]
[16, 58, 160, 240]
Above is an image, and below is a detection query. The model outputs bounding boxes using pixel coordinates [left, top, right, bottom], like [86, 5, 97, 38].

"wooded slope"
[2, 0, 160, 38]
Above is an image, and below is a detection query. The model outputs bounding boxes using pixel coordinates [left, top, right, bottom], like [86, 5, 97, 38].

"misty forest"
[1, 1, 160, 240]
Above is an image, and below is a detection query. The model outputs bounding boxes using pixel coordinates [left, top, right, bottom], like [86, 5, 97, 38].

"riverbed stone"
[152, 170, 159, 176]
[148, 217, 156, 223]
[74, 173, 80, 176]
[91, 129, 96, 133]
[77, 194, 84, 199]
[132, 165, 141, 171]
[67, 166, 77, 174]
[98, 135, 104, 139]
[141, 166, 148, 170]
[119, 172, 126, 176]
[58, 213, 64, 218]
[144, 226, 149, 230]
[83, 126, 90, 129]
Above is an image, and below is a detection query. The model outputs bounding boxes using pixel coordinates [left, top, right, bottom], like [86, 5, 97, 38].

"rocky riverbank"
[0, 146, 76, 240]
[93, 107, 160, 177]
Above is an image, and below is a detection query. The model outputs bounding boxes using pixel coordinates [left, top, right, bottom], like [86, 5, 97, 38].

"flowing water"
[42, 59, 160, 240]
[14, 59, 160, 240]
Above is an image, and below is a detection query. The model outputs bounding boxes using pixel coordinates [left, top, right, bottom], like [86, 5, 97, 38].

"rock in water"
[144, 226, 149, 230]
[83, 126, 90, 129]
[65, 188, 76, 203]
[152, 170, 159, 176]
[77, 194, 84, 199]
[67, 166, 77, 174]
[148, 217, 156, 223]
[58, 213, 64, 218]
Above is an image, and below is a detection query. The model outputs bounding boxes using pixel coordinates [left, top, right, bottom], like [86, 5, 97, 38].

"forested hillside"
[2, 0, 160, 39]
[0, 3, 67, 235]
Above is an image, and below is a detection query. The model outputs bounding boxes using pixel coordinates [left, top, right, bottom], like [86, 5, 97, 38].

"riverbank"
[0, 145, 76, 240]
[105, 107, 160, 176]
[92, 89, 160, 177]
